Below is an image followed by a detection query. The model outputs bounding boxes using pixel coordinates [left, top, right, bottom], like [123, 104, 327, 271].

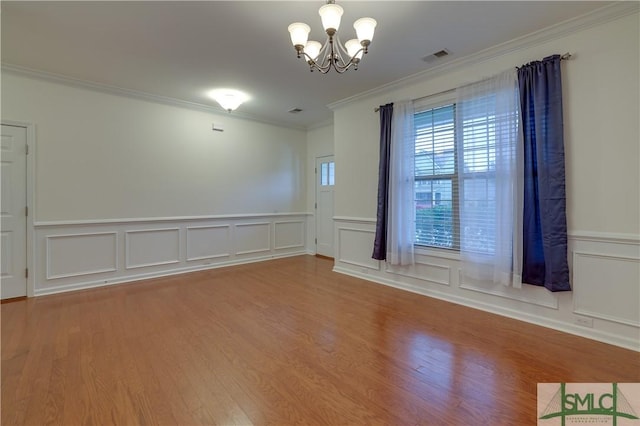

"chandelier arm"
[327, 34, 354, 72]
[305, 54, 333, 73]
[334, 61, 354, 73]
[333, 34, 365, 72]
[300, 37, 333, 72]
[332, 34, 352, 67]
[290, 8, 373, 73]
[318, 36, 333, 69]
[301, 42, 359, 73]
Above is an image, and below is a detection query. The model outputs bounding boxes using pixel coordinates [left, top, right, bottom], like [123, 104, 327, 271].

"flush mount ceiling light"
[288, 0, 376, 74]
[208, 89, 249, 112]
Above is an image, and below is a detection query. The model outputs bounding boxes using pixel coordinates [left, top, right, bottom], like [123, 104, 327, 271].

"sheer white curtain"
[456, 70, 523, 287]
[387, 100, 415, 265]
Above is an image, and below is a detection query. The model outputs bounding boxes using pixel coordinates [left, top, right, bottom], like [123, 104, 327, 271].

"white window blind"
[459, 96, 497, 255]
[413, 91, 517, 254]
[458, 92, 518, 256]
[414, 104, 458, 249]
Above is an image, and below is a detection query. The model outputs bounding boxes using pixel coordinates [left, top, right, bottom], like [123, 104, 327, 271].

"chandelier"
[287, 0, 377, 74]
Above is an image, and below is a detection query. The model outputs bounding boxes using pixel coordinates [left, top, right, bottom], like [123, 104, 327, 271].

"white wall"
[334, 12, 639, 234]
[331, 10, 640, 350]
[2, 72, 310, 295]
[305, 123, 334, 253]
[2, 73, 307, 221]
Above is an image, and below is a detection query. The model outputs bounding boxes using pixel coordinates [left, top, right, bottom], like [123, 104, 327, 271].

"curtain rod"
[374, 88, 455, 112]
[515, 52, 572, 70]
[374, 52, 572, 112]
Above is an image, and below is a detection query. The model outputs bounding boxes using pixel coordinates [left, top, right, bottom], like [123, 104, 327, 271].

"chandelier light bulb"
[318, 3, 343, 33]
[345, 39, 363, 60]
[353, 17, 377, 44]
[304, 41, 322, 61]
[288, 22, 311, 47]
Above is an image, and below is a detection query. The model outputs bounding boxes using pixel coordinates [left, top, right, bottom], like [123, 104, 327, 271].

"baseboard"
[315, 254, 334, 261]
[35, 251, 307, 297]
[332, 265, 640, 352]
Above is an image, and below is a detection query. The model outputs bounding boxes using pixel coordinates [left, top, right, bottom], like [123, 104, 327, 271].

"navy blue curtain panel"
[518, 55, 571, 291]
[372, 103, 393, 260]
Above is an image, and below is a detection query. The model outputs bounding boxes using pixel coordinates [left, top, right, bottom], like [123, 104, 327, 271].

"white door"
[1, 125, 28, 299]
[315, 156, 334, 258]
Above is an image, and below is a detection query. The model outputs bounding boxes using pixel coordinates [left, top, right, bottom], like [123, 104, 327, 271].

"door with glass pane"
[315, 156, 334, 258]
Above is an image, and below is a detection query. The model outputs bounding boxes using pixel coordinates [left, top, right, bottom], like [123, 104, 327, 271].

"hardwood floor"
[2, 255, 639, 425]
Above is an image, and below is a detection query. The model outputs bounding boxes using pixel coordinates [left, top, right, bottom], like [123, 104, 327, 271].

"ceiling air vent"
[288, 107, 303, 114]
[422, 49, 450, 63]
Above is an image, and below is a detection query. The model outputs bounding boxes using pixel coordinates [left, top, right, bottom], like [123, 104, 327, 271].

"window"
[414, 97, 507, 253]
[320, 160, 335, 186]
[414, 104, 458, 249]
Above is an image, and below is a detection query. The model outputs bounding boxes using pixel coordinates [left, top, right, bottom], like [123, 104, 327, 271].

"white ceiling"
[1, 1, 613, 129]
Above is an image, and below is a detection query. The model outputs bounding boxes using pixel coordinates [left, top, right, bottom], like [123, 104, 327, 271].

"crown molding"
[328, 2, 639, 111]
[1, 63, 307, 131]
[306, 118, 334, 131]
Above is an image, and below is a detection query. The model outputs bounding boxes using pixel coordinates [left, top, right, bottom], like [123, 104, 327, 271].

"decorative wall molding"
[125, 228, 181, 269]
[34, 213, 308, 296]
[186, 224, 231, 261]
[306, 119, 334, 131]
[2, 64, 307, 131]
[569, 231, 640, 245]
[235, 222, 271, 256]
[328, 2, 638, 110]
[386, 260, 451, 287]
[34, 254, 284, 298]
[1, 232, 14, 278]
[274, 220, 305, 250]
[34, 212, 312, 227]
[458, 269, 559, 309]
[46, 232, 118, 279]
[333, 216, 377, 224]
[572, 251, 640, 328]
[336, 226, 380, 270]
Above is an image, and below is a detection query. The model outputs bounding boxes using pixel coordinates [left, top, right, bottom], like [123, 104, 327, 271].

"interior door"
[315, 156, 334, 258]
[1, 124, 28, 299]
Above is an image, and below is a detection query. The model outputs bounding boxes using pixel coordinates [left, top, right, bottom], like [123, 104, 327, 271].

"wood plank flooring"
[2, 255, 639, 425]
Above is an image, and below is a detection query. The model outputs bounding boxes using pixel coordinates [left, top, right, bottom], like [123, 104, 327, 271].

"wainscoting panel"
[33, 213, 309, 296]
[386, 260, 451, 286]
[235, 222, 271, 256]
[46, 232, 117, 279]
[458, 270, 559, 309]
[336, 226, 379, 270]
[573, 251, 640, 327]
[274, 220, 305, 251]
[1, 231, 14, 278]
[125, 228, 180, 269]
[186, 225, 231, 261]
